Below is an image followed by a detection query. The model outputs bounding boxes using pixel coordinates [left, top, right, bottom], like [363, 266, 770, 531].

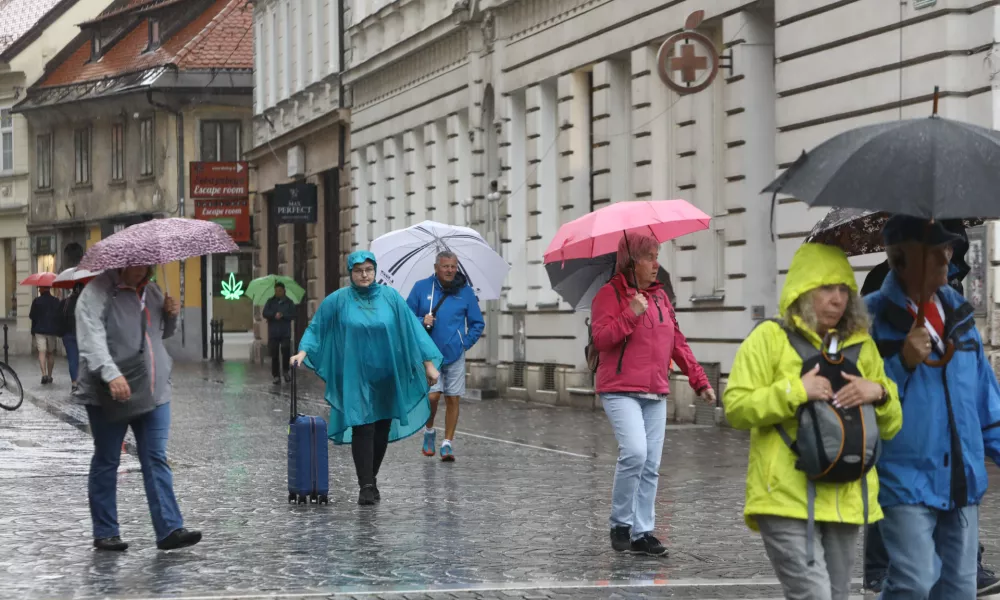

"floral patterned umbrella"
[805, 208, 982, 257]
[78, 218, 239, 271]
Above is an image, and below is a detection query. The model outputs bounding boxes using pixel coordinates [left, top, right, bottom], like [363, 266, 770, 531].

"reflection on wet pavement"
[1, 359, 996, 599]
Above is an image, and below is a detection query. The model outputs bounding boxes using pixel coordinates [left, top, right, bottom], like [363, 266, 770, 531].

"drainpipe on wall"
[146, 90, 186, 347]
[338, 0, 346, 280]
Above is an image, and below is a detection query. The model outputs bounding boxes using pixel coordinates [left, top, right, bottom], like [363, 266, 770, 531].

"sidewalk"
[1, 355, 997, 600]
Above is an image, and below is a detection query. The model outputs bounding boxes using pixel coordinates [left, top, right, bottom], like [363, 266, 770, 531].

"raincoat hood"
[347, 250, 380, 296]
[779, 243, 858, 317]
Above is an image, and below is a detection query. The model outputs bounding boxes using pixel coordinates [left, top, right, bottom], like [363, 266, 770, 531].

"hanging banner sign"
[190, 162, 249, 198]
[194, 197, 251, 243]
[272, 181, 317, 224]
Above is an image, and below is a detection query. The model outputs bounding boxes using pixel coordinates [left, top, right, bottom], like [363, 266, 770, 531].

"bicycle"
[0, 362, 24, 411]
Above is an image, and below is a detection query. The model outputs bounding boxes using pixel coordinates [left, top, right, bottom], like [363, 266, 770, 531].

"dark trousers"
[351, 419, 391, 487]
[269, 337, 291, 378]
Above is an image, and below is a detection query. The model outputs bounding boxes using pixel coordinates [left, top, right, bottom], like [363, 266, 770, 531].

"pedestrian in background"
[263, 282, 295, 385]
[406, 250, 485, 462]
[75, 266, 201, 552]
[290, 250, 442, 505]
[866, 216, 1000, 599]
[724, 243, 901, 600]
[60, 283, 83, 391]
[590, 232, 715, 557]
[29, 285, 61, 385]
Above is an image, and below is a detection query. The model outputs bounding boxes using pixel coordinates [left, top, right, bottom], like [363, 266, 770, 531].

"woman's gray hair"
[616, 233, 658, 275]
[784, 288, 871, 338]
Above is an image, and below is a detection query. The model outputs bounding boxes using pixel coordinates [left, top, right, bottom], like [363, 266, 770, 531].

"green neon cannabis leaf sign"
[221, 273, 245, 300]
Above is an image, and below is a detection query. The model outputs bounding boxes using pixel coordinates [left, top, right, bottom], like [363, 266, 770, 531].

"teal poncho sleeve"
[299, 284, 443, 445]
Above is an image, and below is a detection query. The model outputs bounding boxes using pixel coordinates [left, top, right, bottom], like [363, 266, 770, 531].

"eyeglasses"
[352, 268, 375, 276]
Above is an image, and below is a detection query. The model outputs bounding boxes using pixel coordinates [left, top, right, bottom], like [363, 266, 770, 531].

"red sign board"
[194, 197, 250, 243]
[189, 161, 249, 198]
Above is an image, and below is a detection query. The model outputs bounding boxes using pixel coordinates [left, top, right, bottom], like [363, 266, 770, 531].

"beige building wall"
[0, 0, 114, 351]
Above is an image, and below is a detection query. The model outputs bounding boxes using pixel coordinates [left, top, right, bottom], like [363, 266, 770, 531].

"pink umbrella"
[78, 218, 239, 271]
[543, 200, 711, 263]
[20, 272, 57, 287]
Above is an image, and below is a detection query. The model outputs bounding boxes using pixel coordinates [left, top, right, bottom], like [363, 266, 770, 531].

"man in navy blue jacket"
[407, 251, 485, 462]
[29, 286, 62, 385]
[866, 216, 1000, 599]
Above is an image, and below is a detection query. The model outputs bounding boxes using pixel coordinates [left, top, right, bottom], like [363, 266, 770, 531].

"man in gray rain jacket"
[74, 266, 201, 552]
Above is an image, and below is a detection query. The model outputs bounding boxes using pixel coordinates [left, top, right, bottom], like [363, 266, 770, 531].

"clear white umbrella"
[52, 266, 103, 289]
[370, 220, 510, 301]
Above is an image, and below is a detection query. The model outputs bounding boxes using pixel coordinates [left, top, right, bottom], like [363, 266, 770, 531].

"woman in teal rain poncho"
[291, 250, 442, 505]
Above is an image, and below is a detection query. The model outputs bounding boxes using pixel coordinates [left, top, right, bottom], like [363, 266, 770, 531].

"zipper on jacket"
[652, 295, 663, 323]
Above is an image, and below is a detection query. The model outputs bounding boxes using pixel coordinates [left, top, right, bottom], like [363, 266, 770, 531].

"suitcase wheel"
[309, 493, 318, 504]
[319, 495, 329, 504]
[297, 494, 307, 504]
[288, 492, 296, 504]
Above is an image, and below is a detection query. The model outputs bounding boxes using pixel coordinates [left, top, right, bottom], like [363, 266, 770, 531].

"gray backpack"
[758, 320, 882, 565]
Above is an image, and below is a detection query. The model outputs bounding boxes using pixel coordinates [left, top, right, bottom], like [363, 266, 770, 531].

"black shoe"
[272, 376, 281, 385]
[864, 574, 885, 593]
[979, 565, 1000, 596]
[610, 526, 631, 552]
[373, 478, 381, 502]
[358, 484, 376, 506]
[156, 528, 202, 550]
[93, 536, 128, 552]
[630, 534, 668, 557]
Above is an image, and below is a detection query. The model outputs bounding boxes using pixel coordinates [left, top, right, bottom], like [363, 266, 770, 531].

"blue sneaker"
[440, 441, 455, 462]
[422, 429, 436, 457]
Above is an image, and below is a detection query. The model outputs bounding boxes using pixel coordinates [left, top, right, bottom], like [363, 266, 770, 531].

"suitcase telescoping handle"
[289, 364, 298, 422]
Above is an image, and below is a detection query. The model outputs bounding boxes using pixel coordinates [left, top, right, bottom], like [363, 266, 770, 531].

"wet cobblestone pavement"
[2, 358, 997, 599]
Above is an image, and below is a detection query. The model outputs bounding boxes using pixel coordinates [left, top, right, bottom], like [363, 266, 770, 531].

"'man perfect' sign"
[272, 182, 317, 224]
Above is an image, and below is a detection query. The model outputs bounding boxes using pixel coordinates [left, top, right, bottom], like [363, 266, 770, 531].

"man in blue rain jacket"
[406, 250, 485, 462]
[866, 216, 1000, 599]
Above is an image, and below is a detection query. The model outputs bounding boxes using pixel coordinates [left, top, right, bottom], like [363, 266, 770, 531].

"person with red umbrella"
[29, 284, 61, 385]
[591, 232, 715, 557]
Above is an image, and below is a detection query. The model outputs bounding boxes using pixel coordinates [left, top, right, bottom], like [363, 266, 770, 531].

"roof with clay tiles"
[38, 0, 252, 88]
[0, 0, 76, 58]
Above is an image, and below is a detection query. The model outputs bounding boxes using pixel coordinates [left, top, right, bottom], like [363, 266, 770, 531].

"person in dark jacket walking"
[61, 284, 84, 391]
[29, 286, 62, 385]
[263, 283, 296, 384]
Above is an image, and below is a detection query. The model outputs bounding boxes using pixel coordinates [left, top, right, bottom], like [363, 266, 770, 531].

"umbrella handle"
[158, 264, 170, 296]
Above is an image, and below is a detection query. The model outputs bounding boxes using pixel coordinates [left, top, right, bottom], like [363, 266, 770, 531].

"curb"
[20, 386, 139, 456]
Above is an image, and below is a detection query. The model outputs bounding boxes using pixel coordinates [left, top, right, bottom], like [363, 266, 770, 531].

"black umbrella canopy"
[545, 254, 674, 311]
[764, 116, 1000, 220]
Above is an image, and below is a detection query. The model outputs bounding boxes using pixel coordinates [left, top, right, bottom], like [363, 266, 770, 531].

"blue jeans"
[86, 402, 184, 542]
[601, 393, 666, 539]
[63, 334, 79, 382]
[879, 504, 979, 600]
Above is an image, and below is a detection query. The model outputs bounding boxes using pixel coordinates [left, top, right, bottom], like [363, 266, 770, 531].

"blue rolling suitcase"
[287, 366, 329, 504]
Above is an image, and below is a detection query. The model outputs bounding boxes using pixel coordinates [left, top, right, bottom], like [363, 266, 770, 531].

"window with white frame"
[74, 127, 91, 184]
[139, 117, 154, 176]
[200, 120, 242, 161]
[111, 123, 125, 181]
[36, 134, 52, 189]
[1, 108, 12, 173]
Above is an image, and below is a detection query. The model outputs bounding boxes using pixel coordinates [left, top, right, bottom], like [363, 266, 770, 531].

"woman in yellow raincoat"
[724, 243, 902, 600]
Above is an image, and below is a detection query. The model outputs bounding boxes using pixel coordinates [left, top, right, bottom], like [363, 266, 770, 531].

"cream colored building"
[0, 0, 113, 353]
[344, 0, 1000, 413]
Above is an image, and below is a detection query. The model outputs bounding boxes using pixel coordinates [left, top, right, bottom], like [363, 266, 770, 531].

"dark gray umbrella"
[546, 254, 674, 311]
[764, 115, 1000, 220]
[805, 207, 981, 257]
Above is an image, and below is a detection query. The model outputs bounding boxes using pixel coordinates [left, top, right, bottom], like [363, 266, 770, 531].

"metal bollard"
[217, 319, 224, 362]
[3, 323, 7, 365]
[209, 320, 218, 362]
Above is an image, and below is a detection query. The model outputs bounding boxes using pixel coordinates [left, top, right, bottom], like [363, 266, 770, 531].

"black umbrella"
[764, 95, 1000, 221]
[545, 254, 675, 311]
[805, 207, 981, 257]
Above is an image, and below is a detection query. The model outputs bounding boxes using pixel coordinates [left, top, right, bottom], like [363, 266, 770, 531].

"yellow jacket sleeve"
[858, 337, 903, 440]
[724, 322, 808, 430]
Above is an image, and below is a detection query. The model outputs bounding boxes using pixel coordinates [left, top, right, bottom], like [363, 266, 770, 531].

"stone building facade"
[343, 0, 1000, 413]
[247, 0, 351, 359]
